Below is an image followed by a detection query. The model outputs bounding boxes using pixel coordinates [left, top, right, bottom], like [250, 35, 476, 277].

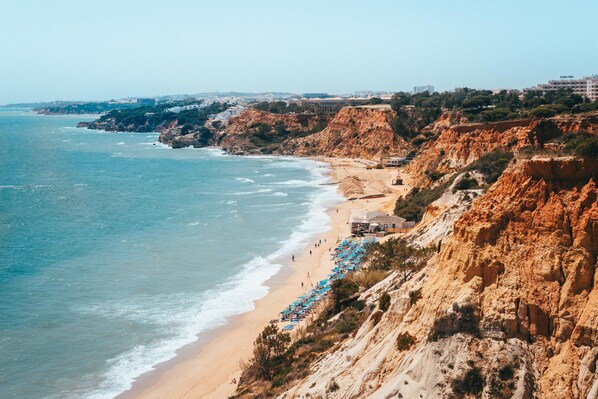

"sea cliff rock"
[281, 106, 413, 160]
[218, 108, 330, 155]
[279, 157, 598, 399]
[407, 112, 598, 184]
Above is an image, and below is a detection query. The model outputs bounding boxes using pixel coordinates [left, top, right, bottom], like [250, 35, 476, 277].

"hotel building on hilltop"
[525, 75, 598, 101]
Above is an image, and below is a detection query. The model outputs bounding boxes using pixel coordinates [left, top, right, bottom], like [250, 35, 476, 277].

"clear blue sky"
[1, 0, 596, 104]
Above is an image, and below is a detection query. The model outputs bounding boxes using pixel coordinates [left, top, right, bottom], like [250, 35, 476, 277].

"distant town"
[4, 74, 596, 116]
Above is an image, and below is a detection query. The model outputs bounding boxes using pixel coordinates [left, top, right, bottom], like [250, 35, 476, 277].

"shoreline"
[119, 156, 408, 399]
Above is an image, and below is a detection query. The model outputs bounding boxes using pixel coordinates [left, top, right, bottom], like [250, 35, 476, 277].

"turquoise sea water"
[0, 109, 340, 398]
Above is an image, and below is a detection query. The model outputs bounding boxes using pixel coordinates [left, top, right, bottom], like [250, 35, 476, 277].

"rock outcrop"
[280, 157, 598, 399]
[407, 112, 598, 184]
[218, 109, 330, 155]
[281, 106, 413, 160]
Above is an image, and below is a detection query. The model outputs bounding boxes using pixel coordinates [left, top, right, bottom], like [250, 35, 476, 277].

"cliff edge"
[279, 157, 598, 399]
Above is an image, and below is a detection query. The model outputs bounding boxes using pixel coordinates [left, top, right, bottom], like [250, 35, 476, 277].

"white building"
[413, 85, 434, 94]
[526, 76, 598, 101]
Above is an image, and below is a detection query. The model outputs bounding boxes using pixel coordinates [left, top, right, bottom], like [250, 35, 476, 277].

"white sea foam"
[272, 192, 288, 197]
[230, 188, 272, 195]
[235, 177, 255, 184]
[116, 142, 125, 146]
[199, 147, 227, 157]
[81, 256, 282, 399]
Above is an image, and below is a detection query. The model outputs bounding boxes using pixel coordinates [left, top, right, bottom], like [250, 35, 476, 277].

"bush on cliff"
[331, 278, 360, 309]
[452, 367, 485, 396]
[394, 181, 450, 222]
[366, 238, 434, 282]
[246, 324, 292, 379]
[465, 150, 514, 184]
[396, 332, 416, 351]
[379, 293, 391, 312]
[530, 104, 568, 118]
[566, 137, 598, 158]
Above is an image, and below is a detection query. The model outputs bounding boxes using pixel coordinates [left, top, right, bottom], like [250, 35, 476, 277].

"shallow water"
[0, 109, 341, 398]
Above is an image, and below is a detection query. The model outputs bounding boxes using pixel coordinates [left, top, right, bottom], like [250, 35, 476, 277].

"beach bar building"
[349, 210, 369, 236]
[350, 210, 415, 236]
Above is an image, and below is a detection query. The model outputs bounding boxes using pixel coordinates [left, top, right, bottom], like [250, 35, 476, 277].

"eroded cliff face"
[218, 109, 330, 154]
[280, 158, 598, 399]
[223, 108, 327, 135]
[407, 112, 598, 184]
[281, 106, 413, 160]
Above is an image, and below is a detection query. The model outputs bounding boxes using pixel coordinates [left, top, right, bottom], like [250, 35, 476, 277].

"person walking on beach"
[309, 250, 312, 255]
[292, 255, 295, 262]
[301, 282, 304, 288]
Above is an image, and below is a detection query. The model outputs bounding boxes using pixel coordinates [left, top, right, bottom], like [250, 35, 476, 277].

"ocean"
[0, 109, 341, 398]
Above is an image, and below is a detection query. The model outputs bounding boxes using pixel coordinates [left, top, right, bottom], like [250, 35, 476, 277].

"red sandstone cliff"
[280, 157, 598, 399]
[282, 106, 413, 160]
[218, 109, 330, 154]
[222, 108, 328, 135]
[407, 112, 598, 184]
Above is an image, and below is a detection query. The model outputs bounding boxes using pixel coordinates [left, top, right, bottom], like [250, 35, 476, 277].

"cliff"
[279, 157, 598, 399]
[407, 112, 598, 184]
[219, 109, 330, 155]
[281, 106, 413, 160]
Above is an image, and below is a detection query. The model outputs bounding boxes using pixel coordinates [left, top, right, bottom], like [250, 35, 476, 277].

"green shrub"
[530, 104, 568, 118]
[396, 332, 416, 351]
[371, 310, 384, 326]
[355, 269, 387, 289]
[394, 181, 451, 222]
[454, 177, 479, 191]
[409, 289, 422, 305]
[465, 150, 514, 183]
[335, 308, 363, 334]
[452, 367, 485, 395]
[331, 278, 360, 308]
[565, 137, 598, 158]
[379, 293, 391, 312]
[425, 169, 445, 181]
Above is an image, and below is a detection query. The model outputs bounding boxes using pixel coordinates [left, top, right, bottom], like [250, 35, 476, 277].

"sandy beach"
[120, 158, 410, 399]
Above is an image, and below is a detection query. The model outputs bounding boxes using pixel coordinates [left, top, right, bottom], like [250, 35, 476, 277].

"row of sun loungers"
[279, 238, 371, 329]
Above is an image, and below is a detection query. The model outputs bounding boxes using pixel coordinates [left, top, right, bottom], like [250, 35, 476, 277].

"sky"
[1, 0, 597, 104]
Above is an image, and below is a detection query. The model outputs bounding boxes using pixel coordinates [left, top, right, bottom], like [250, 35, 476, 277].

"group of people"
[279, 238, 369, 331]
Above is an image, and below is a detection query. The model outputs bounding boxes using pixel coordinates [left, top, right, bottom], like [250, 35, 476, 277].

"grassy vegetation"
[243, 118, 326, 154]
[565, 136, 598, 158]
[36, 101, 142, 114]
[394, 179, 452, 222]
[232, 238, 433, 398]
[391, 88, 596, 126]
[454, 175, 479, 191]
[253, 100, 335, 115]
[232, 288, 369, 398]
[93, 100, 230, 133]
[465, 150, 514, 183]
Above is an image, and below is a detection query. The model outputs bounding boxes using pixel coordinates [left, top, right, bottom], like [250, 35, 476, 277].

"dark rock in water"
[76, 121, 90, 128]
